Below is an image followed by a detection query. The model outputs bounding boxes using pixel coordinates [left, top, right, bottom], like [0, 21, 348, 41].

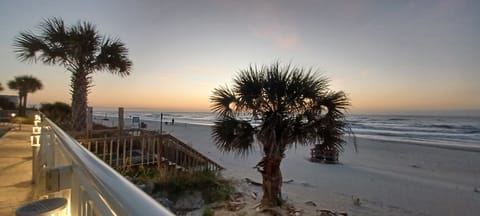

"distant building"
[0, 95, 19, 112]
[0, 95, 18, 120]
[0, 95, 19, 106]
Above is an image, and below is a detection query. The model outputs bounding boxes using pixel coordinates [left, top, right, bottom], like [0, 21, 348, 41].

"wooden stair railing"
[78, 133, 223, 172]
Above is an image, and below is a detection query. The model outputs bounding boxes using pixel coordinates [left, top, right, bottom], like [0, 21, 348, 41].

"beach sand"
[96, 118, 480, 215]
[163, 123, 480, 216]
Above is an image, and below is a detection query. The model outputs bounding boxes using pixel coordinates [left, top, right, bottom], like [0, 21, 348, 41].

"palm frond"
[210, 86, 238, 118]
[38, 17, 68, 64]
[13, 31, 49, 63]
[67, 20, 101, 64]
[310, 90, 352, 152]
[234, 64, 265, 112]
[211, 62, 352, 157]
[319, 91, 350, 118]
[95, 38, 132, 76]
[211, 117, 255, 157]
[7, 76, 43, 92]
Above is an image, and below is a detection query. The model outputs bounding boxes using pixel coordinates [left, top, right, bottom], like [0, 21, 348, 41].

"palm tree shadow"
[2, 159, 29, 171]
[0, 180, 32, 189]
[14, 180, 32, 188]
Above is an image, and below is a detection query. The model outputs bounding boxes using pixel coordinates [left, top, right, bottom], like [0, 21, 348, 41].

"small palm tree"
[14, 17, 132, 131]
[8, 75, 43, 116]
[211, 62, 351, 208]
[310, 91, 353, 163]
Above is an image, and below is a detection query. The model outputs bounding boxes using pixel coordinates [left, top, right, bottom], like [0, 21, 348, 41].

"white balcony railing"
[31, 116, 174, 216]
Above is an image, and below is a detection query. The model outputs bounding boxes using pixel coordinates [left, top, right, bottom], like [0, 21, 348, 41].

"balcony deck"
[0, 125, 34, 215]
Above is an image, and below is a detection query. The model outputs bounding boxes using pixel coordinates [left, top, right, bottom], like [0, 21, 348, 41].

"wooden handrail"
[78, 132, 223, 172]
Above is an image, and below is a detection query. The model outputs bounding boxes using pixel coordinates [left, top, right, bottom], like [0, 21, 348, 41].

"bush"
[16, 116, 33, 124]
[40, 102, 71, 128]
[154, 170, 234, 203]
[116, 166, 159, 183]
[203, 207, 214, 216]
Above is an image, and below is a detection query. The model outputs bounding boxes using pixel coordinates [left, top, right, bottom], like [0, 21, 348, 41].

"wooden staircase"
[77, 129, 223, 173]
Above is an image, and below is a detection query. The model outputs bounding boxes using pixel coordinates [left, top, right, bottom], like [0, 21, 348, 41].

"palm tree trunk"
[17, 93, 25, 116]
[22, 93, 28, 116]
[260, 156, 283, 207]
[16, 93, 22, 115]
[71, 72, 88, 132]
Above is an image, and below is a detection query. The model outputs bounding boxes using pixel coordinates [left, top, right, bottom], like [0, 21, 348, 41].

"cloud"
[244, 1, 301, 50]
[359, 69, 371, 77]
[214, 0, 301, 50]
[275, 33, 299, 49]
[254, 28, 300, 50]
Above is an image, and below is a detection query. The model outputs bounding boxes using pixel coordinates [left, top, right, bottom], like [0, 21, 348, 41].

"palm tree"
[211, 62, 351, 208]
[8, 75, 43, 116]
[13, 17, 132, 131]
[310, 91, 353, 163]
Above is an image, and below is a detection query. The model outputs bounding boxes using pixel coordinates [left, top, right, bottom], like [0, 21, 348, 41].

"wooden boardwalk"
[0, 125, 34, 215]
[0, 123, 222, 215]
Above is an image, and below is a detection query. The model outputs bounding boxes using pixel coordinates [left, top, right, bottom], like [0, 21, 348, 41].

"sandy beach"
[158, 122, 479, 216]
[95, 117, 480, 215]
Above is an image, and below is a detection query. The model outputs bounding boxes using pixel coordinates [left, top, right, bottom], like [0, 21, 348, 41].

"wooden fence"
[78, 133, 223, 173]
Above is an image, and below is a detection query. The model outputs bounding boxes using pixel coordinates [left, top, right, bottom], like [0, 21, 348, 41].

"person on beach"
[172, 118, 175, 125]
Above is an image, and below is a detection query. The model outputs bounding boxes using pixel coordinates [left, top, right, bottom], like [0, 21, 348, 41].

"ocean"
[93, 110, 480, 148]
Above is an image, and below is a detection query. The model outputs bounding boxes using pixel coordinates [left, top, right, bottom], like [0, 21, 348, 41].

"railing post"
[118, 107, 124, 135]
[70, 168, 80, 216]
[31, 114, 42, 184]
[31, 117, 175, 216]
[157, 136, 162, 169]
[86, 107, 93, 138]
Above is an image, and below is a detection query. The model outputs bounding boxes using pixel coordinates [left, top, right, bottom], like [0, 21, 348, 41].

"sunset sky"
[0, 0, 479, 114]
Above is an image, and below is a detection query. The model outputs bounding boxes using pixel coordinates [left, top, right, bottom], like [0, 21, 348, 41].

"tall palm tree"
[13, 17, 132, 131]
[211, 62, 351, 208]
[8, 75, 43, 116]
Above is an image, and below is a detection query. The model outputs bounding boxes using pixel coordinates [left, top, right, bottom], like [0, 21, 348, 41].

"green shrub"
[154, 170, 234, 203]
[116, 166, 159, 183]
[203, 207, 214, 216]
[17, 116, 34, 124]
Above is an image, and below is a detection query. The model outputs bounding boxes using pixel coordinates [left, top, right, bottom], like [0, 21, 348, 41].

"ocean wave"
[94, 111, 480, 148]
[387, 118, 409, 121]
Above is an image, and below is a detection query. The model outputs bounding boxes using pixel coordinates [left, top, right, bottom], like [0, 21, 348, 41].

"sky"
[0, 0, 479, 114]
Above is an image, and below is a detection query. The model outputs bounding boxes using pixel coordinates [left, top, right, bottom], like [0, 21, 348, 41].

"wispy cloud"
[254, 27, 299, 50]
[215, 0, 301, 49]
[242, 0, 301, 50]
